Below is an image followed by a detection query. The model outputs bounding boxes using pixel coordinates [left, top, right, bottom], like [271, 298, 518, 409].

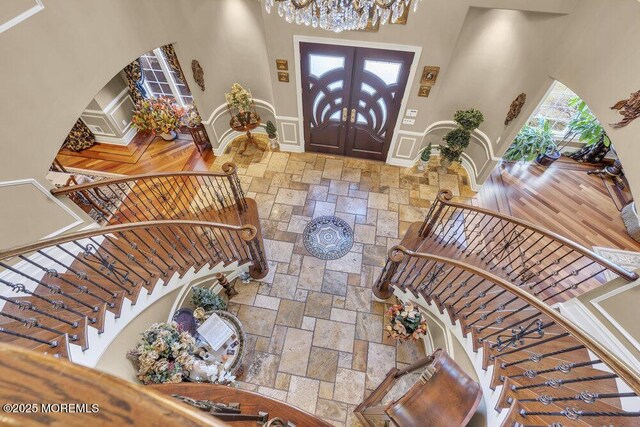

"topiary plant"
[454, 109, 484, 131]
[440, 127, 471, 163]
[265, 120, 277, 138]
[191, 287, 227, 311]
[420, 143, 432, 162]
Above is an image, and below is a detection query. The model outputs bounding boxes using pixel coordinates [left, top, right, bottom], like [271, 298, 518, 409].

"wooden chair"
[355, 348, 482, 427]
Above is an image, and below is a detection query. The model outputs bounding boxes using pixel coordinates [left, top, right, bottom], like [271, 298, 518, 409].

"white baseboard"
[94, 127, 137, 146]
[387, 153, 482, 192]
[278, 143, 304, 153]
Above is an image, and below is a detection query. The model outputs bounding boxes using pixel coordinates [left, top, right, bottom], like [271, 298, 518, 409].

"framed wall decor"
[278, 72, 290, 83]
[421, 66, 440, 86]
[418, 85, 431, 97]
[276, 59, 288, 71]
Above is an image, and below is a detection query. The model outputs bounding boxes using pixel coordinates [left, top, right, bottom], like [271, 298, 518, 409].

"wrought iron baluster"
[502, 344, 586, 368]
[0, 278, 95, 322]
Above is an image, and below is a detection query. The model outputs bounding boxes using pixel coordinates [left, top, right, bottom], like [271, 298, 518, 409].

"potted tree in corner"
[503, 119, 559, 166]
[265, 120, 278, 149]
[439, 109, 484, 174]
[417, 143, 432, 171]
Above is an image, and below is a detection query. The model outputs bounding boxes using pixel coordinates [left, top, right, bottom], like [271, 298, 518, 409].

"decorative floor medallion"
[303, 216, 354, 260]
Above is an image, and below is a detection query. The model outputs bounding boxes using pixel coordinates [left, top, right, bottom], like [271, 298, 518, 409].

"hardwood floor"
[475, 158, 640, 252]
[55, 133, 639, 253]
[55, 130, 215, 174]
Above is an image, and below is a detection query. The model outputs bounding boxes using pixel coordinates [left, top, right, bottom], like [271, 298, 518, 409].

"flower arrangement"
[183, 103, 202, 128]
[191, 287, 227, 312]
[386, 302, 428, 341]
[132, 97, 184, 135]
[225, 83, 252, 112]
[126, 322, 196, 384]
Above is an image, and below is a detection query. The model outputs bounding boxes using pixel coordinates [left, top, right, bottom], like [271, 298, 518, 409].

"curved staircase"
[370, 190, 640, 426]
[0, 164, 267, 365]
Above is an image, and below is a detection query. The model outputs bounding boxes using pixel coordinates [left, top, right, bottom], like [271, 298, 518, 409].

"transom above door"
[300, 42, 414, 161]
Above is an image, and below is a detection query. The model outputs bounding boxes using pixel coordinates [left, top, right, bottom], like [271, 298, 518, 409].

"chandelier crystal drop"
[264, 0, 421, 33]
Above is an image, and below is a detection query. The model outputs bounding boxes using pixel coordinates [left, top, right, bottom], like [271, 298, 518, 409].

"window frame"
[140, 48, 192, 107]
[527, 81, 580, 139]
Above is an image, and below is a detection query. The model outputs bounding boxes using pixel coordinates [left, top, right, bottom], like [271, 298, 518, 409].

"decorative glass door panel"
[301, 43, 355, 155]
[301, 43, 414, 160]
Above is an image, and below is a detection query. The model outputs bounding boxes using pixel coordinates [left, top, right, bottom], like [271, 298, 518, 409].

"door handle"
[342, 107, 348, 122]
[350, 108, 356, 123]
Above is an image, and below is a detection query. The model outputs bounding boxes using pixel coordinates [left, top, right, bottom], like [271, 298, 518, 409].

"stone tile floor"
[215, 136, 475, 426]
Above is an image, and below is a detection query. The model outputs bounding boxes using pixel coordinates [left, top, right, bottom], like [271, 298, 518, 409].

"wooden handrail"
[0, 220, 257, 260]
[0, 343, 227, 426]
[50, 163, 238, 195]
[386, 244, 640, 395]
[432, 189, 639, 281]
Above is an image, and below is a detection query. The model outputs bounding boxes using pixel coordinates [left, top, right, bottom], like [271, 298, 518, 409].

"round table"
[232, 120, 264, 155]
[173, 308, 246, 382]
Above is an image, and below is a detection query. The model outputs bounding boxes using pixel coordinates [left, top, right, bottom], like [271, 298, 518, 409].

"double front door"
[300, 42, 414, 161]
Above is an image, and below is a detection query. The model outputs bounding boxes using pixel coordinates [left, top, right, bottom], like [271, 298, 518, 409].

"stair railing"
[375, 245, 640, 425]
[0, 344, 227, 426]
[416, 190, 638, 303]
[0, 220, 266, 357]
[50, 163, 247, 225]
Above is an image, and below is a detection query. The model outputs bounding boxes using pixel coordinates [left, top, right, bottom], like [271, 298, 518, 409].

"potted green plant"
[417, 143, 432, 171]
[265, 120, 278, 149]
[439, 109, 484, 174]
[439, 128, 471, 174]
[503, 119, 559, 166]
[454, 109, 484, 131]
[132, 97, 185, 141]
[564, 97, 611, 164]
[191, 287, 227, 312]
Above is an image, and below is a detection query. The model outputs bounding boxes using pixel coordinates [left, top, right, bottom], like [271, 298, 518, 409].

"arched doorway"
[49, 44, 213, 180]
[477, 80, 640, 256]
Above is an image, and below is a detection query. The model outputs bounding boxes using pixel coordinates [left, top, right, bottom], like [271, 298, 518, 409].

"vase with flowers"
[132, 97, 185, 141]
[386, 302, 428, 341]
[126, 322, 196, 384]
[225, 83, 261, 129]
[184, 103, 203, 129]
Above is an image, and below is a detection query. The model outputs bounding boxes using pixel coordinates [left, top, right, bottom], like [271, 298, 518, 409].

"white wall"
[0, 0, 274, 246]
[1, 0, 640, 247]
[94, 288, 181, 382]
[81, 73, 136, 145]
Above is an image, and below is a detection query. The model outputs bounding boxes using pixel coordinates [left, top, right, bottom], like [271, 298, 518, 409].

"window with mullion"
[528, 81, 580, 136]
[140, 51, 176, 101]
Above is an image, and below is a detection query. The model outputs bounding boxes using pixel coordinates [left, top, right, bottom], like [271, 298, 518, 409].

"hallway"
[476, 158, 640, 252]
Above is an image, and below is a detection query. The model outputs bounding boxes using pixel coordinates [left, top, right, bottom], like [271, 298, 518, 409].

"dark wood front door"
[300, 43, 414, 161]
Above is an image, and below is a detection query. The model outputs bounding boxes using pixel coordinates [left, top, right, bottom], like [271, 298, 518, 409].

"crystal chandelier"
[264, 0, 421, 33]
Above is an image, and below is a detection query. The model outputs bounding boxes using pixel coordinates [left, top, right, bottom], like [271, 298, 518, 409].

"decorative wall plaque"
[191, 60, 205, 91]
[278, 72, 290, 83]
[610, 90, 640, 128]
[418, 85, 431, 97]
[504, 93, 526, 126]
[276, 59, 288, 71]
[420, 66, 440, 85]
